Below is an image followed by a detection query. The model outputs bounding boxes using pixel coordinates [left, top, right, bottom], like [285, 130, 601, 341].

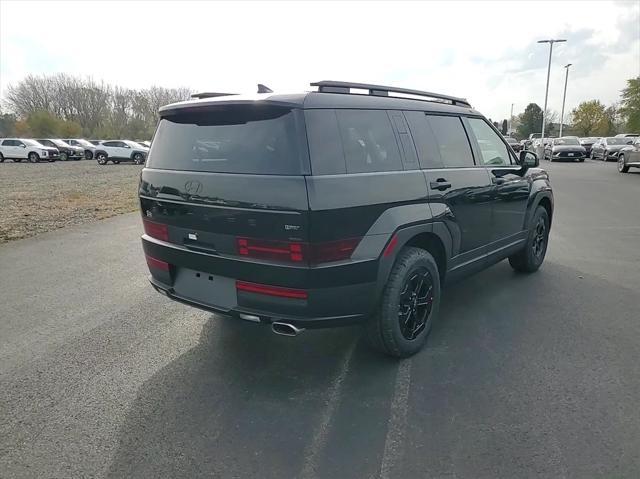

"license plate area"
[173, 268, 237, 310]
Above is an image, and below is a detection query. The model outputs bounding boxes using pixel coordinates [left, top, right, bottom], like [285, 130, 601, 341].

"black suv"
[140, 81, 553, 357]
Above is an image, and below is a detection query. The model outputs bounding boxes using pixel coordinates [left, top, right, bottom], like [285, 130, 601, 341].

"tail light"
[143, 218, 169, 242]
[236, 237, 360, 265]
[237, 237, 305, 263]
[145, 254, 170, 271]
[309, 238, 361, 263]
[236, 280, 307, 300]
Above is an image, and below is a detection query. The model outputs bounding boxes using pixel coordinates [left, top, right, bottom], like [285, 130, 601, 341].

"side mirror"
[519, 150, 539, 168]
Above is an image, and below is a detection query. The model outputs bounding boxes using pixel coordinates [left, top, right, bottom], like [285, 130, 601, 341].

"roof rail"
[310, 80, 471, 107]
[190, 92, 237, 99]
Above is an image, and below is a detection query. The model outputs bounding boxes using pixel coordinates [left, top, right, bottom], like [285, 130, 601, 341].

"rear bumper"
[142, 236, 378, 328]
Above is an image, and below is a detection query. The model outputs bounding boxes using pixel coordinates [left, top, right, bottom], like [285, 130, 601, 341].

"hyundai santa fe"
[140, 81, 553, 357]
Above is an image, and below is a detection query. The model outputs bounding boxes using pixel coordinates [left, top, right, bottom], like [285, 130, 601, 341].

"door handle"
[429, 178, 452, 191]
[492, 177, 506, 185]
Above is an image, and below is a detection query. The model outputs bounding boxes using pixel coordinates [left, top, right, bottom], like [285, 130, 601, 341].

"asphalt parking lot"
[1, 159, 639, 478]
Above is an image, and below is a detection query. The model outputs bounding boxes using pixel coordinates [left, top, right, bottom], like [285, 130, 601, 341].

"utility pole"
[559, 63, 572, 137]
[510, 103, 514, 135]
[537, 39, 566, 142]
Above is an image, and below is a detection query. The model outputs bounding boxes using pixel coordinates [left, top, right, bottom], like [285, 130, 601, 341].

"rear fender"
[353, 204, 453, 311]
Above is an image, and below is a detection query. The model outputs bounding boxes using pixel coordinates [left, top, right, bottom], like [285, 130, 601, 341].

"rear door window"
[404, 111, 444, 169]
[335, 110, 402, 174]
[147, 106, 303, 175]
[426, 115, 475, 167]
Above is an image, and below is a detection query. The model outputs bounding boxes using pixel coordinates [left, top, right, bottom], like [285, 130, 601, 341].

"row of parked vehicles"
[518, 133, 640, 173]
[0, 138, 150, 164]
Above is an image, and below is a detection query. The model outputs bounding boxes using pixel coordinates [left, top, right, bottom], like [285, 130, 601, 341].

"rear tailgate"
[139, 103, 313, 312]
[140, 170, 310, 253]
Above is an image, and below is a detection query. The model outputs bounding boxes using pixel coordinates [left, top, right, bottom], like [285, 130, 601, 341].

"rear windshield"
[147, 106, 302, 174]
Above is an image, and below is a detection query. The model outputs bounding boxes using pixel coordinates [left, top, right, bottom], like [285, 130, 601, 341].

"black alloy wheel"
[531, 215, 547, 260]
[398, 269, 434, 340]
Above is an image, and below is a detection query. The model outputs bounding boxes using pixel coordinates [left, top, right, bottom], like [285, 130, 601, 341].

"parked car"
[523, 133, 542, 150]
[36, 139, 83, 161]
[579, 137, 599, 155]
[617, 137, 640, 173]
[140, 80, 553, 358]
[0, 138, 59, 162]
[63, 139, 100, 160]
[544, 137, 586, 162]
[96, 140, 149, 165]
[590, 137, 634, 161]
[614, 133, 639, 138]
[504, 136, 522, 152]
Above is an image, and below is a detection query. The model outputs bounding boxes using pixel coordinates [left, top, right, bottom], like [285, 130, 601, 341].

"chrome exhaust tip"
[271, 322, 305, 337]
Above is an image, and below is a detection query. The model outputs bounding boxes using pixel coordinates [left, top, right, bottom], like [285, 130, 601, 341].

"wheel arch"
[374, 222, 452, 302]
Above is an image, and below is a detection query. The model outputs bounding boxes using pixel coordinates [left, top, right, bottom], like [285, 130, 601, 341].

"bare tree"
[3, 74, 191, 139]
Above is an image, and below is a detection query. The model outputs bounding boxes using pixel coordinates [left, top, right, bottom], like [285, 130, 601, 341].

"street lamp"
[559, 63, 572, 137]
[538, 39, 566, 141]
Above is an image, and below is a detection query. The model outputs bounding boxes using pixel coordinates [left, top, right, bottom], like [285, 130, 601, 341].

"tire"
[365, 247, 440, 358]
[28, 152, 40, 163]
[602, 151, 608, 162]
[618, 155, 630, 173]
[0, 153, 4, 163]
[112, 160, 120, 164]
[133, 153, 144, 165]
[60, 152, 68, 161]
[96, 153, 108, 165]
[508, 206, 550, 273]
[579, 158, 585, 162]
[85, 150, 93, 160]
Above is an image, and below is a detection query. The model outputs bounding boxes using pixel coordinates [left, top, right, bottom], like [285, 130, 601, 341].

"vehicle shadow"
[105, 309, 399, 478]
[105, 260, 627, 478]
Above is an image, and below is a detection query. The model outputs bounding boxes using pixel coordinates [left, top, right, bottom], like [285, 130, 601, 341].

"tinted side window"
[466, 118, 511, 166]
[404, 111, 444, 169]
[305, 109, 346, 175]
[426, 115, 475, 167]
[2, 140, 13, 146]
[102, 141, 117, 147]
[336, 110, 402, 174]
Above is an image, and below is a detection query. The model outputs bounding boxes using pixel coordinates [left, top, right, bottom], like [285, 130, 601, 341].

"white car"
[95, 140, 149, 165]
[0, 138, 59, 163]
[63, 139, 99, 160]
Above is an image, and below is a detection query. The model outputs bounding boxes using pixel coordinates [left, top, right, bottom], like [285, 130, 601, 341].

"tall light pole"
[538, 39, 566, 141]
[510, 103, 514, 135]
[559, 63, 572, 137]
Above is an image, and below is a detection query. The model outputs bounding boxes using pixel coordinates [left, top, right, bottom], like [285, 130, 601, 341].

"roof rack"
[310, 80, 471, 107]
[190, 92, 237, 99]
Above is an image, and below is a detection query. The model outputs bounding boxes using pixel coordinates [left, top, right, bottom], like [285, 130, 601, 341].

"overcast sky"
[1, 0, 639, 120]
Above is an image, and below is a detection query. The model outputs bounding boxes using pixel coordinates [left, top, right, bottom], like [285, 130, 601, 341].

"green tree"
[501, 119, 508, 135]
[516, 103, 543, 138]
[58, 119, 82, 137]
[619, 77, 640, 133]
[0, 112, 17, 136]
[571, 100, 608, 136]
[26, 110, 60, 136]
